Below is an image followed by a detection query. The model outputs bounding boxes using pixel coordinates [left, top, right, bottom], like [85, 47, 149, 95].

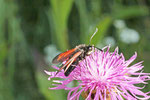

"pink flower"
[45, 46, 150, 100]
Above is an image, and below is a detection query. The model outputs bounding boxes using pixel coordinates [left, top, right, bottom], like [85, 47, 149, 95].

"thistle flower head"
[45, 46, 150, 100]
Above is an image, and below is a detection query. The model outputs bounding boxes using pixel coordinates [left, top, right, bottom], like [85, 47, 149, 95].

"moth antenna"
[89, 28, 98, 45]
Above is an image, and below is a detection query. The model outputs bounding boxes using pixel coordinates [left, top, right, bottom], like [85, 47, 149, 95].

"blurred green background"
[0, 0, 150, 100]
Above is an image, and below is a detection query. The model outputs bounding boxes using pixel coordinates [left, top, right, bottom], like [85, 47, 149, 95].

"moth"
[52, 28, 102, 76]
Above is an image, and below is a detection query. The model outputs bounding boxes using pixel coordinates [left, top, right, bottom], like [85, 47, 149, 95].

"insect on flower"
[52, 28, 102, 76]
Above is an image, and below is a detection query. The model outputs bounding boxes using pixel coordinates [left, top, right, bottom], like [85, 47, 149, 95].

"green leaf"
[37, 72, 67, 100]
[49, 0, 74, 51]
[75, 0, 91, 43]
[90, 16, 112, 45]
[113, 6, 149, 19]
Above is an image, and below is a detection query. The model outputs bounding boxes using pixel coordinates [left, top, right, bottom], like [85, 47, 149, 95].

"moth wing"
[52, 48, 77, 64]
[55, 51, 82, 76]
